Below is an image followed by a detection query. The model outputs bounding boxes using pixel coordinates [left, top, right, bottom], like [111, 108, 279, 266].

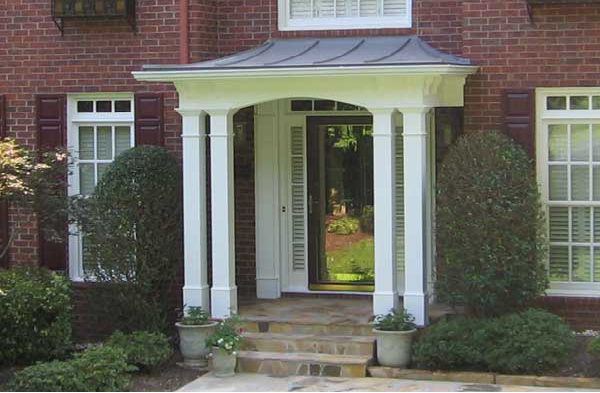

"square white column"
[208, 109, 238, 318]
[401, 107, 431, 326]
[371, 108, 399, 316]
[177, 109, 210, 313]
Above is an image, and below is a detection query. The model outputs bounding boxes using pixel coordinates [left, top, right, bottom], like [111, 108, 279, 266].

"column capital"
[176, 108, 207, 117]
[205, 108, 235, 117]
[397, 106, 432, 115]
[368, 107, 397, 116]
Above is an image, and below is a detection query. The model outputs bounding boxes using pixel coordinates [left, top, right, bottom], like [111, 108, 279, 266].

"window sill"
[278, 18, 411, 31]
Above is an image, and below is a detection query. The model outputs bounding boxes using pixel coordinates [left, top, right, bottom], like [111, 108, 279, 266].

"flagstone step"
[241, 332, 375, 356]
[239, 319, 374, 336]
[237, 350, 373, 378]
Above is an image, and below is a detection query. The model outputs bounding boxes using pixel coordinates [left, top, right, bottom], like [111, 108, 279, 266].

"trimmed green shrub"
[71, 145, 183, 333]
[0, 266, 72, 366]
[412, 309, 575, 374]
[106, 331, 173, 372]
[359, 205, 374, 234]
[327, 217, 359, 235]
[9, 346, 134, 392]
[588, 336, 600, 358]
[436, 131, 548, 317]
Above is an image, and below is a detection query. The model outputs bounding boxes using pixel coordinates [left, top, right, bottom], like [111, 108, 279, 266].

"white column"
[177, 109, 210, 313]
[402, 107, 430, 326]
[208, 109, 238, 318]
[371, 108, 399, 315]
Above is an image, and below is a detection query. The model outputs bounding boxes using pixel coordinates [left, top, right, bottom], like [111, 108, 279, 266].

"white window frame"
[278, 0, 412, 31]
[537, 87, 600, 297]
[67, 93, 135, 281]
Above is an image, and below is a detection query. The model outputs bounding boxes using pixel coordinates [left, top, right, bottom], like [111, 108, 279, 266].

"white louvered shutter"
[395, 126, 405, 287]
[290, 126, 307, 271]
[383, 0, 406, 16]
[315, 0, 335, 17]
[290, 0, 312, 18]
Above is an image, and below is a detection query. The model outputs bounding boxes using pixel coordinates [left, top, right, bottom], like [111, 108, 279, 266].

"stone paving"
[178, 373, 599, 392]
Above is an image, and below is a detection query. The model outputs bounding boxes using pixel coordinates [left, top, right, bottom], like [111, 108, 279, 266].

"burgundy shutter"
[0, 96, 8, 268]
[502, 88, 535, 159]
[36, 95, 67, 271]
[135, 93, 164, 146]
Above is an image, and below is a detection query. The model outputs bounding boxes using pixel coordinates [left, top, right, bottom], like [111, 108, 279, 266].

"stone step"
[241, 332, 375, 356]
[237, 350, 373, 378]
[239, 319, 374, 336]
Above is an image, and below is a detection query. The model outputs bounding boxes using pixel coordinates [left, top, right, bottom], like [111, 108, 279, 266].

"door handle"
[309, 194, 313, 214]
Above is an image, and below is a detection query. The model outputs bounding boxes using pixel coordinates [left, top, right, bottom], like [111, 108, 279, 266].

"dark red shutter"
[135, 93, 164, 146]
[502, 88, 535, 159]
[36, 95, 67, 271]
[0, 96, 8, 268]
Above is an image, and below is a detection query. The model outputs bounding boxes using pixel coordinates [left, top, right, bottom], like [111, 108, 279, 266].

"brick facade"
[4, 0, 600, 333]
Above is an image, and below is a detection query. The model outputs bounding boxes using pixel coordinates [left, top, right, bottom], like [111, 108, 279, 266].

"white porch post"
[178, 109, 210, 313]
[208, 109, 238, 318]
[372, 108, 399, 315]
[402, 107, 430, 326]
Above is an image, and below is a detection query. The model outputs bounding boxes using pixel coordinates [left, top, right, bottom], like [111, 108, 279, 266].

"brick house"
[2, 0, 600, 333]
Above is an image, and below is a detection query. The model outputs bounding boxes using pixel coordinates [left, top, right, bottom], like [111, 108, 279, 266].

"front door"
[306, 116, 374, 291]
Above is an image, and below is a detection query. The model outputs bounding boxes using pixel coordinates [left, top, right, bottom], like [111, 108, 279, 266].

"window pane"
[115, 126, 131, 156]
[571, 124, 590, 161]
[79, 163, 95, 195]
[548, 124, 568, 161]
[572, 246, 591, 282]
[78, 126, 94, 159]
[572, 207, 591, 243]
[315, 0, 334, 17]
[314, 100, 335, 111]
[96, 126, 113, 160]
[595, 247, 600, 282]
[593, 125, 600, 161]
[595, 208, 600, 243]
[97, 163, 110, 183]
[547, 96, 567, 110]
[77, 101, 93, 113]
[570, 96, 590, 110]
[549, 165, 568, 200]
[290, 0, 312, 18]
[337, 102, 360, 111]
[594, 166, 600, 201]
[549, 245, 569, 281]
[572, 166, 590, 201]
[96, 100, 112, 112]
[383, 0, 405, 15]
[291, 100, 313, 111]
[114, 100, 131, 112]
[549, 207, 569, 242]
[594, 96, 600, 110]
[360, 0, 379, 16]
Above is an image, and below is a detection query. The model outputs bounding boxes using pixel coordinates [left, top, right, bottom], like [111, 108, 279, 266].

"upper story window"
[278, 0, 411, 31]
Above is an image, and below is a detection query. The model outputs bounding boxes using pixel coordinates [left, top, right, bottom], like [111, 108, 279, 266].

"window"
[538, 89, 600, 295]
[278, 0, 411, 31]
[67, 94, 135, 281]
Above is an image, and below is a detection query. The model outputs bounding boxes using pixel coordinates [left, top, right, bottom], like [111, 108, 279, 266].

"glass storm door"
[306, 116, 374, 291]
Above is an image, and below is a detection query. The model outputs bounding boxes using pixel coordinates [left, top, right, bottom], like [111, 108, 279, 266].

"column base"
[211, 286, 238, 318]
[373, 290, 400, 316]
[183, 285, 210, 313]
[256, 278, 280, 299]
[404, 292, 429, 326]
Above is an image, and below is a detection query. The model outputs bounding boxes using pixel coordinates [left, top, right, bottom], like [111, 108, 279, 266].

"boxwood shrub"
[412, 309, 575, 374]
[0, 266, 72, 366]
[106, 331, 173, 372]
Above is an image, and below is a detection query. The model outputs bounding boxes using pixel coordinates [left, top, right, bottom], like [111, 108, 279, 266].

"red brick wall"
[539, 297, 600, 331]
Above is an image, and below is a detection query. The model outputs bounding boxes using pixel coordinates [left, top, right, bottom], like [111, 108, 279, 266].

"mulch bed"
[553, 336, 600, 378]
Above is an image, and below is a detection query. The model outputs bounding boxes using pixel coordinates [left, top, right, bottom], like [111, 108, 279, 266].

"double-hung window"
[67, 94, 135, 281]
[538, 88, 600, 296]
[278, 0, 411, 31]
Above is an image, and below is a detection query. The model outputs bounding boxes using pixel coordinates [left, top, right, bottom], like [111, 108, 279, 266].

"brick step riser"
[240, 321, 374, 336]
[241, 337, 374, 356]
[237, 356, 368, 378]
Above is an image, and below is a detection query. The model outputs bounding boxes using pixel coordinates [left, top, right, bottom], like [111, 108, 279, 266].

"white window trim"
[67, 93, 135, 282]
[536, 87, 600, 296]
[277, 0, 412, 31]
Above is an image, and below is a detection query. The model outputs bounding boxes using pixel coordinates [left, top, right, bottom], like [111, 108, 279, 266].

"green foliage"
[206, 315, 242, 355]
[9, 346, 134, 392]
[359, 205, 374, 234]
[374, 309, 416, 332]
[179, 306, 211, 326]
[106, 331, 173, 372]
[327, 217, 359, 235]
[0, 266, 72, 366]
[71, 146, 183, 333]
[436, 131, 548, 317]
[588, 336, 600, 358]
[327, 239, 374, 282]
[412, 309, 575, 374]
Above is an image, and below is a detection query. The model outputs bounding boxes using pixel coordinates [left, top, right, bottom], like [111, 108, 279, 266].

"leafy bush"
[359, 205, 374, 234]
[72, 146, 183, 333]
[106, 331, 173, 372]
[0, 266, 72, 366]
[374, 309, 416, 331]
[179, 306, 211, 326]
[327, 217, 359, 235]
[436, 131, 548, 317]
[588, 336, 600, 358]
[9, 346, 134, 392]
[412, 309, 575, 374]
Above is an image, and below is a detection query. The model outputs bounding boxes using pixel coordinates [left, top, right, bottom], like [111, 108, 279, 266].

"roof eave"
[132, 64, 479, 82]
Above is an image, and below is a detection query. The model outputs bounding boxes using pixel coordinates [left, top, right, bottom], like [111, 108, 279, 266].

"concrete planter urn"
[373, 328, 417, 368]
[176, 321, 219, 367]
[211, 346, 237, 378]
[373, 309, 417, 368]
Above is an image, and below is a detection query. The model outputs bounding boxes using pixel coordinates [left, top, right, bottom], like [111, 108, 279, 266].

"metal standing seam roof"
[142, 36, 474, 72]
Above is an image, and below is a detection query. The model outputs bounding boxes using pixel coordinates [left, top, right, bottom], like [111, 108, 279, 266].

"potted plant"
[175, 306, 218, 367]
[206, 315, 242, 378]
[372, 309, 417, 368]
